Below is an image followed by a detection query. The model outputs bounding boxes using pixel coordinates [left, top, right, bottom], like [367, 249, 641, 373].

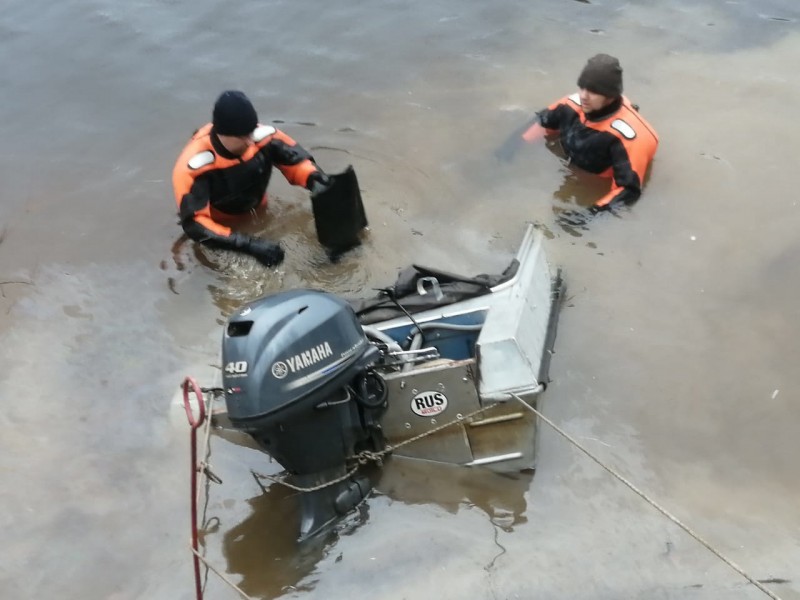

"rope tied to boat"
[354, 400, 502, 462]
[182, 378, 782, 600]
[509, 393, 784, 600]
[255, 464, 361, 493]
[255, 400, 503, 493]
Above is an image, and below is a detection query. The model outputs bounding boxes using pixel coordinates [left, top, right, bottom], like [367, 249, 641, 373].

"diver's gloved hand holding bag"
[310, 165, 368, 257]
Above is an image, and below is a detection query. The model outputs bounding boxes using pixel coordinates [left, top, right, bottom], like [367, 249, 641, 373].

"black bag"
[348, 260, 520, 325]
[311, 165, 368, 255]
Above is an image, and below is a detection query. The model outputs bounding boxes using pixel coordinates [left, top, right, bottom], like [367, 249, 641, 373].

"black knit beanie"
[577, 54, 623, 97]
[212, 90, 258, 136]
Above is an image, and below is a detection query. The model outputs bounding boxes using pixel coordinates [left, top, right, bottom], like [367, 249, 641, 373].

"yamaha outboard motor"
[221, 289, 386, 541]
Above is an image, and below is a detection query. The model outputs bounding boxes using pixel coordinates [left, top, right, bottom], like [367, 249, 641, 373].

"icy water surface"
[1, 1, 798, 598]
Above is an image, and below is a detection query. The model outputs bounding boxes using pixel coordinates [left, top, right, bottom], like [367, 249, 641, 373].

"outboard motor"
[221, 289, 387, 541]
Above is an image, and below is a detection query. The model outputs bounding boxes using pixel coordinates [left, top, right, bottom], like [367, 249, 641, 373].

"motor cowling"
[221, 289, 383, 476]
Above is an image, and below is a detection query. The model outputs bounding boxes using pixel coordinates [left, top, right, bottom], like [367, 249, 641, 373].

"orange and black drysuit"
[172, 123, 323, 248]
[524, 94, 659, 209]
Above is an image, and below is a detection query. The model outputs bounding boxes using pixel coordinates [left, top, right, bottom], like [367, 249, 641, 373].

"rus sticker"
[411, 391, 448, 417]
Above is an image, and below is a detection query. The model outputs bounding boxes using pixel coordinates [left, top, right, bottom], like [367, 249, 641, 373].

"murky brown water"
[2, 1, 799, 599]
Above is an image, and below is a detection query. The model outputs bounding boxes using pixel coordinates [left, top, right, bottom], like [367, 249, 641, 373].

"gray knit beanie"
[577, 54, 623, 97]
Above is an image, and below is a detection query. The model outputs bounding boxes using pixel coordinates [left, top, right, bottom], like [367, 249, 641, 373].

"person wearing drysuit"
[496, 54, 659, 225]
[172, 90, 331, 266]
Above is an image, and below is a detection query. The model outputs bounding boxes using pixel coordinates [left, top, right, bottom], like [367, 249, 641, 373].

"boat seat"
[476, 231, 553, 396]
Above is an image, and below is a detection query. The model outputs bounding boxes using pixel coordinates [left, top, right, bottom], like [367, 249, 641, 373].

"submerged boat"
[218, 224, 563, 541]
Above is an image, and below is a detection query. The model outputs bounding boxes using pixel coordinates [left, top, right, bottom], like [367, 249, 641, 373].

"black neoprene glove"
[231, 233, 285, 267]
[248, 238, 285, 267]
[307, 170, 332, 196]
[557, 208, 594, 228]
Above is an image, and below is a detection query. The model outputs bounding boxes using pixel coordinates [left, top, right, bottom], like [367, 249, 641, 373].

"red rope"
[183, 376, 206, 600]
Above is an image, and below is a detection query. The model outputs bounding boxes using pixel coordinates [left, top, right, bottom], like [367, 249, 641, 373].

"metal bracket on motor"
[416, 277, 443, 301]
[384, 347, 440, 366]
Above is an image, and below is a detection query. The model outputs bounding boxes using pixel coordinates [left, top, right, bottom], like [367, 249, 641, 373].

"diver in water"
[496, 54, 659, 226]
[172, 90, 332, 267]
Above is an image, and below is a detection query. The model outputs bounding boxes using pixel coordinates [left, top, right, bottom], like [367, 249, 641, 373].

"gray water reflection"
[219, 485, 332, 598]
[2, 0, 800, 598]
[201, 443, 534, 600]
[376, 458, 533, 533]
